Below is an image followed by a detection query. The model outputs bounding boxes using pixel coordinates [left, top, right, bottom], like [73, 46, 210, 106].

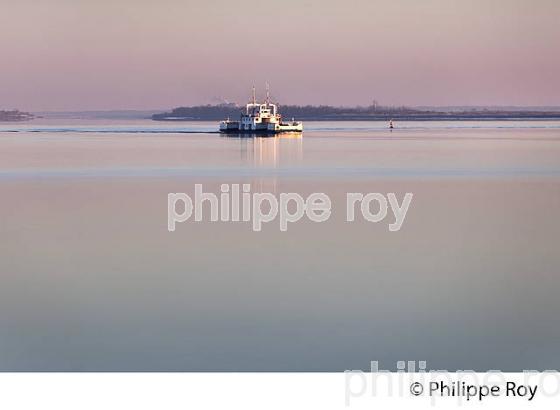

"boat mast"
[265, 82, 270, 105]
[252, 86, 256, 105]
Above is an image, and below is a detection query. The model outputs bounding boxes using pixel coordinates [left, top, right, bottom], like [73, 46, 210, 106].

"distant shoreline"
[152, 105, 560, 122]
[153, 115, 560, 122]
[0, 110, 34, 122]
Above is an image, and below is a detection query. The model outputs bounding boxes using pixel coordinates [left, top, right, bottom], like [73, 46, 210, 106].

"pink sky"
[1, 0, 559, 110]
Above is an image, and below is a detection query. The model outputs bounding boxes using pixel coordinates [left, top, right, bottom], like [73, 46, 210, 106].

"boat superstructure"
[219, 86, 303, 134]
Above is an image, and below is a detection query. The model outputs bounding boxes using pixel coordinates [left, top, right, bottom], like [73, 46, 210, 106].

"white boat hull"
[220, 121, 303, 134]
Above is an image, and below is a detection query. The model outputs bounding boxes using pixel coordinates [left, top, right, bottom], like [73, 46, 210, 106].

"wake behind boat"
[219, 87, 303, 134]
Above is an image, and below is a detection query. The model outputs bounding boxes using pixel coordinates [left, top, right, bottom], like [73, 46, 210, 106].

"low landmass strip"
[152, 104, 560, 121]
[0, 110, 34, 122]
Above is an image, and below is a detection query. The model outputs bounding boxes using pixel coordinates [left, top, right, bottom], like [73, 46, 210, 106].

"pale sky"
[1, 0, 559, 110]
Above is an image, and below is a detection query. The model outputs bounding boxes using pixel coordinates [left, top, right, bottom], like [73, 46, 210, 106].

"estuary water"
[0, 119, 559, 371]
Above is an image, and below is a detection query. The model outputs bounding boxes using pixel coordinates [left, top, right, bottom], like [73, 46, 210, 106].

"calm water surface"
[0, 120, 559, 371]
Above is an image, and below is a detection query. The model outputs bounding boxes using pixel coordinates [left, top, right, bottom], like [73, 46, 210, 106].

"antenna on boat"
[265, 82, 270, 105]
[252, 85, 256, 104]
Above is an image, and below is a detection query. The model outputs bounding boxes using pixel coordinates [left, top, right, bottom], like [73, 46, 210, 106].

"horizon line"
[25, 104, 560, 114]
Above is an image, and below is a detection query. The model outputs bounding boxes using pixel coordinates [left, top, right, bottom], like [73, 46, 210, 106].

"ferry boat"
[219, 87, 303, 134]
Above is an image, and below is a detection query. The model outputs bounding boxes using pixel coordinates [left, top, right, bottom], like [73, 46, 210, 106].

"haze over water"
[0, 120, 559, 371]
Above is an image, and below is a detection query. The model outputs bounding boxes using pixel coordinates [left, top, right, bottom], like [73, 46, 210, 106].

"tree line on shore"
[152, 104, 560, 121]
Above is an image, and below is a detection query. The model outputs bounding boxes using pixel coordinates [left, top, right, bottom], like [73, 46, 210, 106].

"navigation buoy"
[389, 119, 394, 130]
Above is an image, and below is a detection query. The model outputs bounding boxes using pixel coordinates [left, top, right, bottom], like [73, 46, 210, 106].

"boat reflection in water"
[221, 132, 303, 193]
